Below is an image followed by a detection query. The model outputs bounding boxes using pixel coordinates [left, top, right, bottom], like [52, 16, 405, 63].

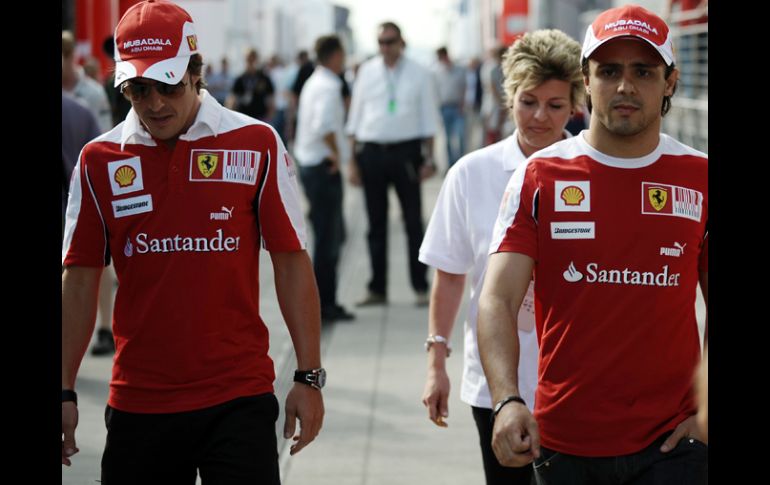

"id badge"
[388, 99, 397, 114]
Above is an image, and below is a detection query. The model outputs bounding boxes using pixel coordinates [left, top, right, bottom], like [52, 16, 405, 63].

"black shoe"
[356, 292, 387, 307]
[321, 305, 356, 323]
[91, 328, 115, 356]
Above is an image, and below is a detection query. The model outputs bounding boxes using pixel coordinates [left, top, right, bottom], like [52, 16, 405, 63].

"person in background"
[433, 46, 467, 171]
[345, 21, 439, 307]
[227, 48, 275, 122]
[294, 35, 355, 324]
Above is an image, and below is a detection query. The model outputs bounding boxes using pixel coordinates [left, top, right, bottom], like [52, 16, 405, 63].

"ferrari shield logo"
[197, 153, 219, 178]
[648, 187, 668, 211]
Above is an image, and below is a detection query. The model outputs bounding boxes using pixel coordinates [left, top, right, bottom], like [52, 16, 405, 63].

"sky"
[334, 0, 457, 63]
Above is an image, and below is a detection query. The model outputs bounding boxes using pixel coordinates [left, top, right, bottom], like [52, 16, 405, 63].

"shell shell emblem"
[560, 186, 585, 206]
[114, 165, 137, 188]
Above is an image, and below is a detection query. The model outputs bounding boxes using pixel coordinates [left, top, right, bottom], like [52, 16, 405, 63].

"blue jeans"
[533, 431, 707, 485]
[440, 104, 466, 168]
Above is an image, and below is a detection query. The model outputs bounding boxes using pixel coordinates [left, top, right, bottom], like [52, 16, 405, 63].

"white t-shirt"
[419, 130, 570, 410]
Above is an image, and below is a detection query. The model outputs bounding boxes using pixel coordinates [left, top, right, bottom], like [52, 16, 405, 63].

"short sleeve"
[488, 159, 539, 260]
[256, 126, 307, 251]
[419, 166, 473, 274]
[62, 147, 110, 267]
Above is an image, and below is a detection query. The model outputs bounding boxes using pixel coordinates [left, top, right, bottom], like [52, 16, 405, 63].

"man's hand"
[283, 383, 325, 455]
[61, 402, 79, 466]
[348, 158, 362, 186]
[419, 163, 436, 181]
[326, 153, 340, 175]
[491, 401, 540, 467]
[422, 367, 450, 427]
[660, 415, 706, 452]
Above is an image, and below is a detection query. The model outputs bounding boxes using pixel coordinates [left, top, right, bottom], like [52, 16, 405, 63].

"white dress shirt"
[346, 55, 438, 143]
[294, 66, 350, 167]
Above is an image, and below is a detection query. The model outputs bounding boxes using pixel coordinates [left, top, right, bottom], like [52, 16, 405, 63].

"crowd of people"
[62, 2, 708, 484]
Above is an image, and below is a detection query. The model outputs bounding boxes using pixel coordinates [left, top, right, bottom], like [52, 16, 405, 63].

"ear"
[664, 67, 679, 97]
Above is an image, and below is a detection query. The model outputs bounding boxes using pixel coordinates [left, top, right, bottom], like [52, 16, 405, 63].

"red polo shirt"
[490, 133, 708, 456]
[63, 91, 307, 413]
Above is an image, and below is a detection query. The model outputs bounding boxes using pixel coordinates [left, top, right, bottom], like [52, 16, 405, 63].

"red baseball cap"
[581, 4, 675, 66]
[113, 0, 199, 87]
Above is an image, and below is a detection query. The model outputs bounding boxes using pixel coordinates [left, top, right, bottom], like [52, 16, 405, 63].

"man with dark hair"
[294, 35, 355, 324]
[478, 5, 707, 484]
[433, 46, 467, 169]
[346, 21, 439, 307]
[62, 2, 325, 483]
[292, 50, 316, 100]
[228, 48, 275, 122]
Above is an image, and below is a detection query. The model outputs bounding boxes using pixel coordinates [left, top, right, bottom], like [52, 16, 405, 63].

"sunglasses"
[378, 37, 400, 46]
[120, 79, 189, 102]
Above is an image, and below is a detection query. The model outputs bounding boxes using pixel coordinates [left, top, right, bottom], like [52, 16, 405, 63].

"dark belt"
[363, 139, 421, 151]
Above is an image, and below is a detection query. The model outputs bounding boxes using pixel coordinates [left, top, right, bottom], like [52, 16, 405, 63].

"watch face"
[315, 368, 326, 389]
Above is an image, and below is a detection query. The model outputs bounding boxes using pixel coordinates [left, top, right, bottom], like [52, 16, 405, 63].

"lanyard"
[385, 62, 401, 114]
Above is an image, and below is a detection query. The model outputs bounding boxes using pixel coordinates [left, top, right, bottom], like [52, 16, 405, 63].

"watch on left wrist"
[294, 368, 326, 390]
[62, 389, 78, 405]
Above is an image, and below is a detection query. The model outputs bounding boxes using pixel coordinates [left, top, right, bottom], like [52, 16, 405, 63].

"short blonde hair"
[62, 30, 76, 59]
[502, 29, 583, 110]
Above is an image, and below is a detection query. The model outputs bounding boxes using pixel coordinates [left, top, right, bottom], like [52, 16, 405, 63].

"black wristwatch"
[62, 389, 78, 405]
[294, 368, 326, 390]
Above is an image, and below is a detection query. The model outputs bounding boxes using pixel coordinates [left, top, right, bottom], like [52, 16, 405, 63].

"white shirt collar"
[315, 66, 342, 85]
[576, 130, 663, 169]
[502, 129, 573, 171]
[120, 89, 221, 150]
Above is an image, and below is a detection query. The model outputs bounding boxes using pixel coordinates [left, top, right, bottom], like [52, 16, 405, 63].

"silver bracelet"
[425, 334, 451, 357]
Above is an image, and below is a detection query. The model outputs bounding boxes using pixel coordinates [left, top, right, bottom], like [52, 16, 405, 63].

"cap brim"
[114, 55, 191, 87]
[583, 34, 674, 66]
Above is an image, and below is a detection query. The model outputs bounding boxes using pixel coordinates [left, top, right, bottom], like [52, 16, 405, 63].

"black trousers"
[299, 162, 345, 310]
[472, 406, 535, 485]
[101, 394, 281, 485]
[357, 140, 428, 295]
[533, 431, 707, 485]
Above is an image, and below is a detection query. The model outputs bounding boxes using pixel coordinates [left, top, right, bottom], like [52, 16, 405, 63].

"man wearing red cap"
[61, 2, 324, 483]
[478, 4, 707, 483]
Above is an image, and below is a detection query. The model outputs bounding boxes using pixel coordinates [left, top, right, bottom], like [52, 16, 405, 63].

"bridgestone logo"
[116, 201, 149, 213]
[555, 227, 592, 234]
[112, 194, 153, 218]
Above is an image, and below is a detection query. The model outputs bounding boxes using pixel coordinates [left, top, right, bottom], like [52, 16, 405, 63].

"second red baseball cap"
[581, 4, 675, 66]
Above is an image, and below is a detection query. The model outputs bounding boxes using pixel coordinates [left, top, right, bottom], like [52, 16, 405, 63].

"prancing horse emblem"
[197, 153, 218, 178]
[648, 187, 668, 211]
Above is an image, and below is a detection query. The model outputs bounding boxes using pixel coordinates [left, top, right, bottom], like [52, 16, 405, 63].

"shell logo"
[560, 186, 585, 206]
[115, 165, 137, 188]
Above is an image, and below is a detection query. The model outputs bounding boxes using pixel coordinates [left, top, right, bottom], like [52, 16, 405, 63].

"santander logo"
[563, 262, 584, 282]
